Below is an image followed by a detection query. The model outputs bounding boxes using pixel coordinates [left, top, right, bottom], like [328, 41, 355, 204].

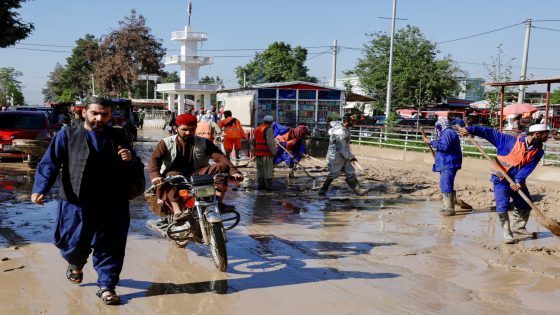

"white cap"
[263, 115, 274, 122]
[528, 124, 550, 133]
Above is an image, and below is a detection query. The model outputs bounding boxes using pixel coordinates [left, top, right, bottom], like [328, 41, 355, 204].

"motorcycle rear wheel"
[209, 222, 228, 271]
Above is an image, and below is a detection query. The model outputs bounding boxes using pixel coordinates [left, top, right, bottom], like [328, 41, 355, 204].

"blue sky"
[2, 0, 560, 104]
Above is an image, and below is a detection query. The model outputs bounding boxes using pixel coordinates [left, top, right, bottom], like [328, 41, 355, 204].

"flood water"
[0, 133, 559, 314]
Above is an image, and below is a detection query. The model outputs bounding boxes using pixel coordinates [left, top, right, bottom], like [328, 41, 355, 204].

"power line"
[436, 21, 525, 44]
[7, 47, 71, 53]
[532, 25, 560, 32]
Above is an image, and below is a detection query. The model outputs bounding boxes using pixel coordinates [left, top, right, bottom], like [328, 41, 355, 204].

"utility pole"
[243, 72, 246, 88]
[385, 0, 397, 121]
[146, 76, 149, 99]
[331, 39, 338, 88]
[518, 18, 531, 103]
[91, 73, 96, 96]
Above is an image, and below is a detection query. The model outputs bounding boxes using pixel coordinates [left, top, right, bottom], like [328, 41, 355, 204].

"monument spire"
[187, 0, 192, 26]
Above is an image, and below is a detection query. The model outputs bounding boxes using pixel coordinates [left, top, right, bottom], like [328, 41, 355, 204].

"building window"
[318, 90, 341, 100]
[298, 90, 316, 100]
[258, 89, 277, 99]
[279, 89, 297, 99]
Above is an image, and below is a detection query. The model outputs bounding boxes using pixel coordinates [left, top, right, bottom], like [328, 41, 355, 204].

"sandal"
[66, 264, 83, 284]
[96, 287, 121, 305]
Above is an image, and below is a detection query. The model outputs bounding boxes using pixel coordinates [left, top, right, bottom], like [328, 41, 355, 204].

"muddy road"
[0, 129, 559, 314]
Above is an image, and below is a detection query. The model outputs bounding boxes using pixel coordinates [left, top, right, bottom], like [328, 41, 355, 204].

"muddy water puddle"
[1, 140, 559, 313]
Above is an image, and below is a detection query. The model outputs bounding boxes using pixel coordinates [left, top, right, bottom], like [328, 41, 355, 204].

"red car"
[0, 111, 52, 163]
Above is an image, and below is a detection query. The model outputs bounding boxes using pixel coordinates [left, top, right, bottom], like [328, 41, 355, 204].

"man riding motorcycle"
[148, 114, 243, 221]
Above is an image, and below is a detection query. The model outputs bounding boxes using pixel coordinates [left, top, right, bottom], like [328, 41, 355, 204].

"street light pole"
[385, 0, 397, 121]
[517, 18, 531, 103]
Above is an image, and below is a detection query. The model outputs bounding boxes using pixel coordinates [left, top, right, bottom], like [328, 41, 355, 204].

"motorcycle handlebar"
[146, 173, 231, 192]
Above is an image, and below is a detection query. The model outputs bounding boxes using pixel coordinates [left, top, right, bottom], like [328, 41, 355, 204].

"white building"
[156, 4, 221, 114]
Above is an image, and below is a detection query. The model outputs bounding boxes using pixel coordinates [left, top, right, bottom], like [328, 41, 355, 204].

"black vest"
[60, 125, 132, 206]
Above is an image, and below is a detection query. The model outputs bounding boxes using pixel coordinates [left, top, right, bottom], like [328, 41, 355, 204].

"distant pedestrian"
[318, 114, 368, 196]
[138, 109, 145, 130]
[252, 115, 275, 190]
[219, 110, 247, 160]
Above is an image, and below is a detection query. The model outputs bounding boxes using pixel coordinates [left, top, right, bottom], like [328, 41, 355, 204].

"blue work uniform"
[467, 126, 543, 213]
[274, 138, 306, 167]
[32, 125, 136, 290]
[430, 127, 462, 193]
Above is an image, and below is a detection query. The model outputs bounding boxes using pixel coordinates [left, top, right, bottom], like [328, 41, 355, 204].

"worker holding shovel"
[457, 124, 550, 244]
[421, 116, 463, 216]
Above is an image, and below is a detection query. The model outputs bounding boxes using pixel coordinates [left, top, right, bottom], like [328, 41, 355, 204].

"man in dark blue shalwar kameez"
[31, 96, 143, 305]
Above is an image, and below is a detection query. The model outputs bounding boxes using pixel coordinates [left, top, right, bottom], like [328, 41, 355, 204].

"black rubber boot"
[346, 177, 368, 196]
[318, 178, 334, 196]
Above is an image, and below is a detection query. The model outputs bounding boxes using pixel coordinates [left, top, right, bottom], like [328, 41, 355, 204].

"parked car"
[0, 111, 52, 167]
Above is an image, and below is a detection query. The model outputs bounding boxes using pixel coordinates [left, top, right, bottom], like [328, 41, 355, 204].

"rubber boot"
[346, 177, 368, 196]
[318, 178, 333, 196]
[511, 208, 532, 235]
[441, 192, 455, 216]
[498, 212, 515, 244]
[265, 179, 277, 191]
[235, 150, 241, 160]
[257, 178, 266, 190]
[225, 151, 232, 161]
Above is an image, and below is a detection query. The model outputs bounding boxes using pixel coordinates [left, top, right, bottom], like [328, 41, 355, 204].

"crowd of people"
[29, 97, 552, 305]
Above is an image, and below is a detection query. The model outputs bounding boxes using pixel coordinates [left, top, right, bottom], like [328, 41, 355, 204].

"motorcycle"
[144, 173, 241, 271]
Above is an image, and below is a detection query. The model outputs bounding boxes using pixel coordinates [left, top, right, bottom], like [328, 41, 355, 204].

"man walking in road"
[318, 113, 368, 196]
[458, 124, 550, 244]
[31, 96, 144, 305]
[219, 110, 247, 160]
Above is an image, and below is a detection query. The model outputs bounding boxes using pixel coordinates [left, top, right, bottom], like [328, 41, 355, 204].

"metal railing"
[156, 82, 222, 92]
[164, 55, 213, 65]
[349, 125, 560, 166]
[171, 31, 207, 41]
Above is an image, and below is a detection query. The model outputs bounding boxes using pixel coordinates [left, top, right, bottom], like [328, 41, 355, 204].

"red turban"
[175, 114, 197, 125]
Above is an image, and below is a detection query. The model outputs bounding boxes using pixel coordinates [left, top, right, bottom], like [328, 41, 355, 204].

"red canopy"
[502, 103, 537, 116]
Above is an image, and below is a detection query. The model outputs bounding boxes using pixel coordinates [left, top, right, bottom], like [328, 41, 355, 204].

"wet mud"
[0, 128, 559, 314]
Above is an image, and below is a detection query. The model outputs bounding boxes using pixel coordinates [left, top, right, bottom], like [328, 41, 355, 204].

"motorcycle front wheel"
[209, 222, 228, 271]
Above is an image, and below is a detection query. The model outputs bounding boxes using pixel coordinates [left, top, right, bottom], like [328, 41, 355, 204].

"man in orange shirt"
[218, 110, 247, 160]
[195, 110, 222, 143]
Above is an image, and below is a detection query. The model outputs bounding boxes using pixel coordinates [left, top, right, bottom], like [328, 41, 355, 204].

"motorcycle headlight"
[195, 185, 215, 198]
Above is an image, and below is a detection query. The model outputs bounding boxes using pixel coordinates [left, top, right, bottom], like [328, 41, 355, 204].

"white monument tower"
[156, 1, 220, 113]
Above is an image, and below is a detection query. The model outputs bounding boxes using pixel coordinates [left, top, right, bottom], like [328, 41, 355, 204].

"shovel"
[274, 139, 315, 179]
[465, 134, 560, 236]
[420, 127, 473, 210]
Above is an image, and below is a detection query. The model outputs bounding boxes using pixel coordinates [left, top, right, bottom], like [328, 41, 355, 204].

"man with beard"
[149, 114, 243, 220]
[458, 124, 550, 244]
[31, 96, 144, 305]
[318, 113, 368, 196]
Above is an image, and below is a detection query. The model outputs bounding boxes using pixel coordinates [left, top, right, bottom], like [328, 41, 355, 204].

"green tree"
[0, 0, 34, 48]
[62, 34, 99, 99]
[235, 42, 317, 86]
[550, 88, 560, 104]
[42, 63, 66, 102]
[347, 25, 460, 113]
[96, 10, 166, 97]
[199, 75, 223, 84]
[0, 67, 25, 106]
[42, 35, 100, 102]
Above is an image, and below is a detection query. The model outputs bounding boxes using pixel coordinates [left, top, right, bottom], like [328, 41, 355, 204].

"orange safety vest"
[275, 131, 297, 152]
[254, 124, 272, 156]
[496, 136, 539, 172]
[219, 118, 246, 139]
[195, 122, 215, 141]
